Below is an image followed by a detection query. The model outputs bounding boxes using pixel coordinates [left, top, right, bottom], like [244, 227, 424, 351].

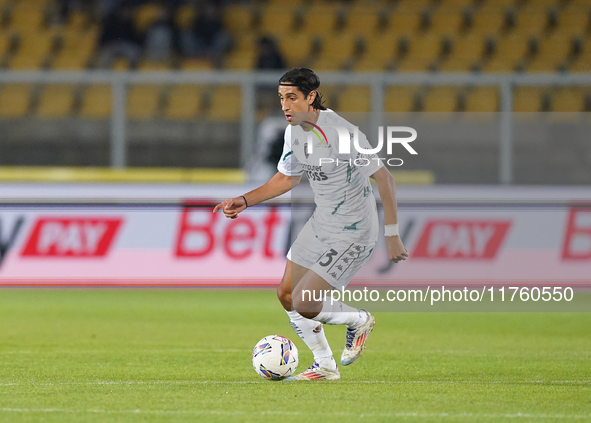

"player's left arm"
[370, 166, 409, 263]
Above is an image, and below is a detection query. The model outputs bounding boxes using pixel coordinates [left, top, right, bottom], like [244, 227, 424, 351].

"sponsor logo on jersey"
[413, 220, 511, 259]
[21, 217, 122, 257]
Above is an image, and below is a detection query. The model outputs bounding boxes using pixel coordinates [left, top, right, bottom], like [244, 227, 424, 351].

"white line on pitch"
[0, 380, 589, 387]
[0, 348, 245, 354]
[0, 408, 589, 419]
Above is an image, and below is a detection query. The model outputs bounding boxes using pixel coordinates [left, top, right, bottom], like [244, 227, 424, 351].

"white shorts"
[287, 219, 376, 290]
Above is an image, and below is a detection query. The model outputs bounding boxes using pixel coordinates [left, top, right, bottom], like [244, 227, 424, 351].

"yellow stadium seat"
[0, 32, 12, 58]
[530, 0, 560, 6]
[52, 50, 89, 70]
[384, 86, 420, 113]
[569, 54, 591, 73]
[561, 0, 591, 16]
[479, 0, 518, 8]
[181, 58, 213, 71]
[513, 6, 549, 36]
[165, 85, 205, 120]
[353, 32, 397, 71]
[551, 88, 585, 112]
[224, 33, 257, 70]
[345, 4, 381, 36]
[429, 11, 463, 35]
[422, 86, 459, 113]
[232, 33, 257, 55]
[0, 84, 32, 118]
[469, 7, 505, 36]
[482, 34, 529, 72]
[9, 3, 45, 33]
[464, 87, 499, 112]
[80, 85, 111, 118]
[527, 34, 572, 72]
[277, 33, 315, 67]
[51, 27, 97, 70]
[313, 33, 362, 71]
[387, 12, 421, 37]
[223, 5, 253, 36]
[301, 5, 343, 35]
[112, 57, 130, 71]
[37, 85, 75, 119]
[338, 86, 371, 113]
[258, 6, 298, 34]
[9, 31, 55, 69]
[127, 85, 162, 120]
[513, 87, 544, 112]
[396, 34, 443, 72]
[224, 50, 256, 70]
[138, 60, 172, 71]
[439, 34, 486, 72]
[438, 0, 477, 8]
[207, 85, 241, 122]
[396, 0, 435, 12]
[556, 11, 590, 37]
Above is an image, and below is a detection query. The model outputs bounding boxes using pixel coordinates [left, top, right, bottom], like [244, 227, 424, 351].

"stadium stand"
[79, 85, 111, 119]
[463, 86, 499, 112]
[127, 85, 164, 120]
[0, 83, 32, 117]
[36, 84, 76, 118]
[0, 0, 589, 123]
[165, 84, 205, 120]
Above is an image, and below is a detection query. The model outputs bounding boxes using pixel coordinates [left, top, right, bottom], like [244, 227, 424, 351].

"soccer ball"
[252, 335, 299, 380]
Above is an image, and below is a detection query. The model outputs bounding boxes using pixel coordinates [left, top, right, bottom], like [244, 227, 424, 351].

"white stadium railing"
[0, 71, 590, 184]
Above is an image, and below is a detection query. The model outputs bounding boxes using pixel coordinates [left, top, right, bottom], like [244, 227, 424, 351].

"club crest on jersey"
[304, 143, 309, 159]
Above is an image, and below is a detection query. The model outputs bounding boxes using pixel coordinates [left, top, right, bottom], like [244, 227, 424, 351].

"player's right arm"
[213, 172, 301, 219]
[214, 126, 302, 219]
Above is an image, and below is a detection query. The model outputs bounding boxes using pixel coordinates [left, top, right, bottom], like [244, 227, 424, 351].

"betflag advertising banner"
[0, 185, 589, 288]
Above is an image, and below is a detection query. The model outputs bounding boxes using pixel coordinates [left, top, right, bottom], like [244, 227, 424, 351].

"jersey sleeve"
[343, 127, 384, 179]
[276, 126, 304, 176]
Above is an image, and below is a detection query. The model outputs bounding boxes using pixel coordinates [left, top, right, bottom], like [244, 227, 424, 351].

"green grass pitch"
[0, 289, 589, 423]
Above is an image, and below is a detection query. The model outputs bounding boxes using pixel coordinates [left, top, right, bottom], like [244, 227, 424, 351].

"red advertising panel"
[562, 207, 591, 260]
[0, 192, 590, 286]
[413, 220, 511, 259]
[22, 217, 122, 257]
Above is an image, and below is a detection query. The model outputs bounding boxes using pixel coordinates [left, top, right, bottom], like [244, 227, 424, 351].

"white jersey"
[277, 109, 383, 244]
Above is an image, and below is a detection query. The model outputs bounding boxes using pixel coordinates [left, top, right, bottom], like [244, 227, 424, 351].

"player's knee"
[291, 288, 322, 319]
[290, 291, 308, 316]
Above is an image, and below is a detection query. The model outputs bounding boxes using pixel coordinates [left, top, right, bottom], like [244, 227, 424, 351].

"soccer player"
[213, 68, 408, 380]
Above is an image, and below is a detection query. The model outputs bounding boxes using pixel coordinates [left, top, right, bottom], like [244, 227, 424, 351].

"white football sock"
[312, 300, 367, 329]
[286, 310, 336, 370]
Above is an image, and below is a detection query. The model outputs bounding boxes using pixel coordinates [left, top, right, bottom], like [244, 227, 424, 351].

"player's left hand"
[386, 236, 408, 263]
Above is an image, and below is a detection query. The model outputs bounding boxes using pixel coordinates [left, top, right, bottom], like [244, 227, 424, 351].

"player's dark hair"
[279, 68, 326, 111]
